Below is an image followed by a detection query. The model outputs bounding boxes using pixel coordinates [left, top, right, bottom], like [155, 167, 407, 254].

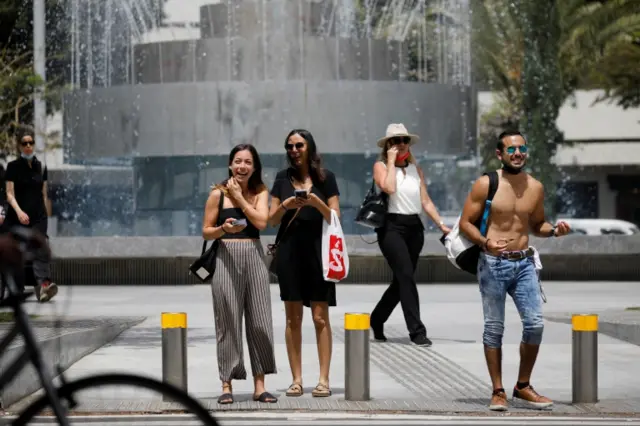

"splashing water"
[63, 0, 474, 236]
[68, 0, 471, 87]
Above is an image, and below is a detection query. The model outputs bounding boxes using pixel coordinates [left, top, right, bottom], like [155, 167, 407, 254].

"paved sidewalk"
[0, 314, 143, 408]
[6, 282, 640, 416]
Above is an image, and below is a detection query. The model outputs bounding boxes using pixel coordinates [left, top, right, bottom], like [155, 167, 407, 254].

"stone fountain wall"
[63, 0, 476, 161]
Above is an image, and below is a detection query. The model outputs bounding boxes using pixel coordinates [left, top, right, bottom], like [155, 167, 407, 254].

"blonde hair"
[209, 181, 266, 196]
[210, 182, 229, 195]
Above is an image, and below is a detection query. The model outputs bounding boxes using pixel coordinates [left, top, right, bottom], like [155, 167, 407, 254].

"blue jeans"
[477, 252, 544, 348]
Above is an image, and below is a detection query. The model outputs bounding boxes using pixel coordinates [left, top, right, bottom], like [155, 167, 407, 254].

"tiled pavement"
[4, 284, 640, 417]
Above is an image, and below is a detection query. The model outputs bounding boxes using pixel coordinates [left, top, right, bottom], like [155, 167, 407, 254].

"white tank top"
[383, 162, 422, 215]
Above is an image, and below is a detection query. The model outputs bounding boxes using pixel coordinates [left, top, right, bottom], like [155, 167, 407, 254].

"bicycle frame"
[0, 269, 70, 425]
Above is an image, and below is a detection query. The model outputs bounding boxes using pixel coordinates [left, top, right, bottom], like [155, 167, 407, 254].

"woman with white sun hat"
[369, 123, 451, 347]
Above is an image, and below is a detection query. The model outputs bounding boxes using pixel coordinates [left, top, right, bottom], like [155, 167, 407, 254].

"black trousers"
[3, 218, 51, 289]
[371, 213, 426, 339]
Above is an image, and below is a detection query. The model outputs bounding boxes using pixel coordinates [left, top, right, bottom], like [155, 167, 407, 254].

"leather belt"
[499, 247, 534, 260]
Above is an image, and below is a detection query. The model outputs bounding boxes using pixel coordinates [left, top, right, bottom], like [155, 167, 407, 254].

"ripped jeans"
[477, 252, 544, 348]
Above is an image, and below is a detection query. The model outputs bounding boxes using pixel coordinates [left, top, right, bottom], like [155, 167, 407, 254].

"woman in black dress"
[268, 129, 340, 398]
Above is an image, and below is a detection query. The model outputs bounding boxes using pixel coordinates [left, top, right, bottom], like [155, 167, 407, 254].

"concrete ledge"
[544, 310, 640, 347]
[49, 254, 640, 285]
[48, 234, 640, 258]
[0, 316, 145, 409]
[45, 235, 640, 284]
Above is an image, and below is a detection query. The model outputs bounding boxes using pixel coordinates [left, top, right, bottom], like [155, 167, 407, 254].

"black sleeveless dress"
[269, 168, 340, 307]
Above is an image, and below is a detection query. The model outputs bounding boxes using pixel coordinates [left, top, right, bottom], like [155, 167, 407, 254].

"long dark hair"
[213, 143, 265, 195]
[285, 129, 325, 183]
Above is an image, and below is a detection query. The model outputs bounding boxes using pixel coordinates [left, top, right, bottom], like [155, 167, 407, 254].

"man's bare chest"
[490, 186, 536, 217]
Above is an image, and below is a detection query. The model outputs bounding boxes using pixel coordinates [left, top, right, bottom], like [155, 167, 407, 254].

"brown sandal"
[286, 382, 303, 397]
[311, 382, 332, 397]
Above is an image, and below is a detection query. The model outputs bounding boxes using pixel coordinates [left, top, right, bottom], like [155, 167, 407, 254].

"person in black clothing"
[268, 129, 340, 398]
[4, 130, 58, 302]
[369, 124, 451, 347]
[0, 164, 6, 233]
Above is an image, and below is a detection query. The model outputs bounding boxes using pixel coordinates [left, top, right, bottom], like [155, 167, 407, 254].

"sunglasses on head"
[21, 141, 34, 147]
[389, 137, 411, 145]
[286, 142, 304, 151]
[506, 145, 528, 155]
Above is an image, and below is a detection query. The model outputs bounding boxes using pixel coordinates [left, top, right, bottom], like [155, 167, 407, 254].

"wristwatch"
[550, 225, 557, 237]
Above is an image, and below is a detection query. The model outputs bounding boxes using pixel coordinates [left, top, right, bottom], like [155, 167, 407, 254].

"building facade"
[478, 90, 640, 224]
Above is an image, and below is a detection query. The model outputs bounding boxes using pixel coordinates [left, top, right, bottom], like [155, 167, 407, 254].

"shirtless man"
[459, 130, 570, 411]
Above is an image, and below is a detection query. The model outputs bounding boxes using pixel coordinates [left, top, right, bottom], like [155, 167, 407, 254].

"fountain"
[62, 0, 475, 236]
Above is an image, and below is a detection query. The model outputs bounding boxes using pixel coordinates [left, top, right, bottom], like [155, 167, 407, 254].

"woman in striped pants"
[202, 144, 277, 404]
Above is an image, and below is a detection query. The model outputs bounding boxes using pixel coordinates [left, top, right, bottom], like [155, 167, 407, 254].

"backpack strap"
[479, 171, 499, 236]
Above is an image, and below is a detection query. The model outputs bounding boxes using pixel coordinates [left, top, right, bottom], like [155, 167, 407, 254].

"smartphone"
[294, 189, 308, 199]
[231, 218, 247, 226]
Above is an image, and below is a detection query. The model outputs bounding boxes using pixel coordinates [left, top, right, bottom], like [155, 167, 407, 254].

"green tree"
[471, 0, 525, 171]
[473, 0, 640, 215]
[590, 41, 640, 109]
[0, 0, 169, 157]
[0, 0, 69, 156]
[520, 0, 565, 215]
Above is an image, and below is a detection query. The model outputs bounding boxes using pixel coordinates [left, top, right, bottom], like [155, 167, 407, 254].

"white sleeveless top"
[382, 162, 422, 215]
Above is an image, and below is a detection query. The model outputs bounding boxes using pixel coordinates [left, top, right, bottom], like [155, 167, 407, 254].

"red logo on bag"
[327, 235, 346, 280]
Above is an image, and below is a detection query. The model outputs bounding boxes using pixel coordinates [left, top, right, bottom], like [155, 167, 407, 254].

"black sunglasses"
[286, 142, 304, 151]
[389, 137, 411, 145]
[21, 141, 35, 147]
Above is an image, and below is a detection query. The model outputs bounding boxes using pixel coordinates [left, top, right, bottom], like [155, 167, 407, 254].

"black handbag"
[189, 192, 225, 282]
[355, 180, 388, 229]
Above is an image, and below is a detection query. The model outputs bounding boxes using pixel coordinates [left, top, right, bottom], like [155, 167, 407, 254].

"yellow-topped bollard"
[161, 312, 188, 402]
[571, 314, 598, 403]
[344, 313, 370, 401]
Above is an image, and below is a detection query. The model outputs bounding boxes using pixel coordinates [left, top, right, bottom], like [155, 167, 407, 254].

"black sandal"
[253, 391, 278, 403]
[217, 393, 234, 404]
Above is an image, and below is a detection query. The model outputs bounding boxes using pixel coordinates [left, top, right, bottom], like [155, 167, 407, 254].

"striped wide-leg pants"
[211, 240, 277, 382]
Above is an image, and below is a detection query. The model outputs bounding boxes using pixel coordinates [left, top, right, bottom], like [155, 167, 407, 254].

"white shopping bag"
[321, 210, 349, 282]
[530, 246, 547, 303]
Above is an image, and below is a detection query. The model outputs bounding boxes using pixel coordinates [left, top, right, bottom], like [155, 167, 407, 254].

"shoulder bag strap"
[272, 207, 301, 248]
[202, 190, 225, 255]
[272, 176, 304, 247]
[479, 171, 500, 236]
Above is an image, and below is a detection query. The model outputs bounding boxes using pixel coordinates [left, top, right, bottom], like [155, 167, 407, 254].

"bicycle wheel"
[13, 373, 219, 426]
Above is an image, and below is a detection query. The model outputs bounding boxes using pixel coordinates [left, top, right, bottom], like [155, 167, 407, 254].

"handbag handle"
[269, 206, 301, 253]
[269, 176, 306, 252]
[202, 190, 226, 255]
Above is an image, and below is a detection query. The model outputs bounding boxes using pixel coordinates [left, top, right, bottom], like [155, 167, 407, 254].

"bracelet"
[280, 203, 288, 212]
[549, 226, 557, 238]
[482, 239, 489, 251]
[220, 225, 226, 235]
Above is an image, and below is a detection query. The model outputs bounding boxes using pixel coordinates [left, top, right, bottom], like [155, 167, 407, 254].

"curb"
[0, 316, 146, 409]
[5, 413, 640, 426]
[544, 314, 640, 347]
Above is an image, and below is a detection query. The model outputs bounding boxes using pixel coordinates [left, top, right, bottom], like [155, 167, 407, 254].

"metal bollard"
[572, 314, 598, 403]
[344, 313, 370, 401]
[161, 312, 188, 402]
